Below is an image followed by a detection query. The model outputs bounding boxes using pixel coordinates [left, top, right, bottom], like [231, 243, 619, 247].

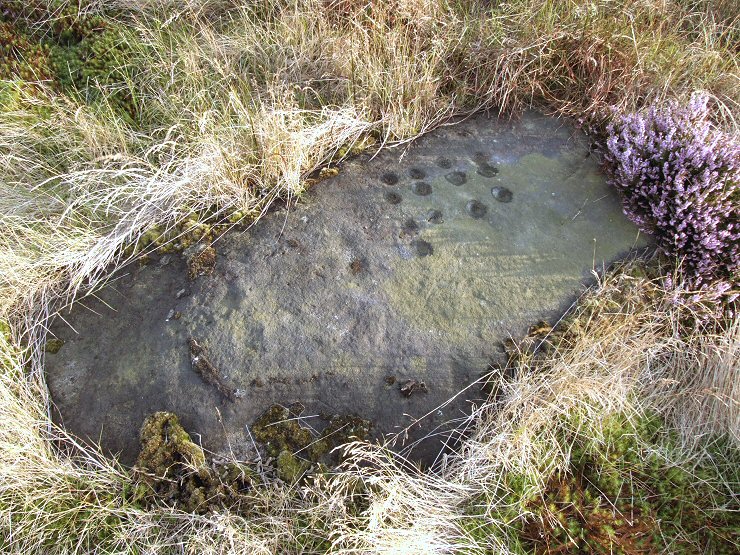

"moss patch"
[43, 338, 64, 354]
[276, 450, 310, 483]
[252, 405, 371, 482]
[135, 412, 257, 514]
[186, 245, 217, 281]
[1, 2, 138, 119]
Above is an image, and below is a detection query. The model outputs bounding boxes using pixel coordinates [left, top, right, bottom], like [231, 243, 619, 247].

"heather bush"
[49, 23, 137, 119]
[604, 95, 739, 298]
[1, 1, 106, 44]
[0, 20, 54, 82]
[520, 413, 740, 554]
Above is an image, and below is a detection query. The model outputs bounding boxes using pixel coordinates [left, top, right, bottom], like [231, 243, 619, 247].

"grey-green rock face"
[45, 112, 649, 466]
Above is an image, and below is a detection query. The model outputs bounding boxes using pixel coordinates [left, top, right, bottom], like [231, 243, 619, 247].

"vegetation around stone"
[0, 1, 737, 553]
[605, 94, 740, 298]
[1, 2, 136, 117]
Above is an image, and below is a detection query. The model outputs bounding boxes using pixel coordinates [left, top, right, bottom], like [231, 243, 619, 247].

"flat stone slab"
[46, 112, 648, 466]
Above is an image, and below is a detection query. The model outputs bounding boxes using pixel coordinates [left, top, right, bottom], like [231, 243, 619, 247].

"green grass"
[0, 1, 738, 553]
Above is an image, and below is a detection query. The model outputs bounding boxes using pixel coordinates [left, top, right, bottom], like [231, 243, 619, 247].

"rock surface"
[45, 112, 648, 466]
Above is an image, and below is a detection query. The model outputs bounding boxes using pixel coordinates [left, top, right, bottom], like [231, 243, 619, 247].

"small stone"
[176, 288, 187, 299]
[166, 309, 175, 320]
[400, 379, 428, 397]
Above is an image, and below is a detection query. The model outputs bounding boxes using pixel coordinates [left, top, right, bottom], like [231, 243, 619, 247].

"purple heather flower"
[604, 94, 739, 298]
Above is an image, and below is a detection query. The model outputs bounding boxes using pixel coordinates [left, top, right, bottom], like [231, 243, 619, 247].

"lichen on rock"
[44, 338, 64, 354]
[186, 245, 217, 280]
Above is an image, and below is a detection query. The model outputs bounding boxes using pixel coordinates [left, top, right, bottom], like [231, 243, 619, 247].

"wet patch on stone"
[380, 172, 399, 185]
[444, 171, 467, 186]
[491, 186, 513, 203]
[384, 191, 402, 204]
[466, 200, 488, 219]
[411, 182, 432, 196]
[409, 168, 426, 179]
[436, 157, 452, 169]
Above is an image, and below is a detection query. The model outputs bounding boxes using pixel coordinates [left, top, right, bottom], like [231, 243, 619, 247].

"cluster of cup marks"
[380, 152, 514, 257]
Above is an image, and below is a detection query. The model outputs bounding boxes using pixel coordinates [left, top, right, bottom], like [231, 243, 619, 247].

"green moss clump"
[252, 405, 316, 460]
[0, 21, 55, 82]
[48, 23, 138, 119]
[2, 2, 140, 121]
[137, 411, 206, 475]
[135, 412, 257, 514]
[0, 320, 12, 342]
[43, 338, 64, 354]
[252, 405, 372, 482]
[2, 1, 107, 45]
[499, 412, 740, 554]
[276, 450, 310, 483]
